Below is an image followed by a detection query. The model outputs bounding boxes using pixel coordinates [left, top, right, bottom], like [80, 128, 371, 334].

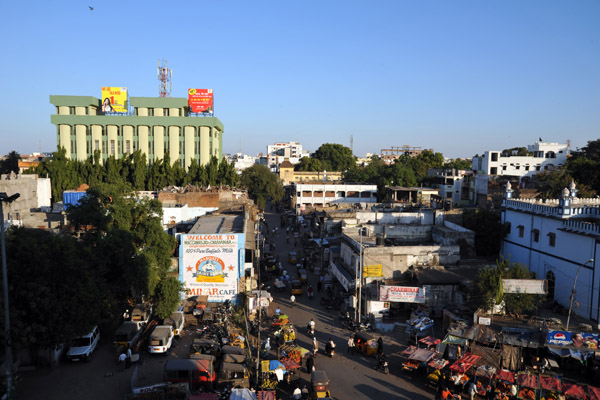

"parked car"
[114, 321, 142, 350]
[66, 326, 100, 362]
[131, 303, 152, 329]
[148, 325, 174, 354]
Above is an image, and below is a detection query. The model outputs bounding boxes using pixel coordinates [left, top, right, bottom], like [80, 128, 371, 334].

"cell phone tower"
[158, 59, 172, 98]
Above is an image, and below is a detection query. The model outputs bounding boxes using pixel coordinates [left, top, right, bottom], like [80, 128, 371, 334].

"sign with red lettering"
[180, 233, 243, 302]
[379, 285, 426, 303]
[188, 88, 213, 113]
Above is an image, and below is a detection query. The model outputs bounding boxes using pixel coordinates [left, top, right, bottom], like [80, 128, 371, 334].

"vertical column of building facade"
[184, 126, 195, 169]
[169, 126, 180, 166]
[57, 106, 71, 157]
[199, 126, 210, 165]
[91, 125, 103, 159]
[136, 107, 149, 160]
[74, 106, 87, 160]
[154, 125, 165, 162]
[107, 125, 119, 157]
[123, 125, 134, 155]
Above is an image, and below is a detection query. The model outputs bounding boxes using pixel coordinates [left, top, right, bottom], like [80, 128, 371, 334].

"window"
[504, 222, 511, 234]
[502, 165, 507, 171]
[490, 167, 498, 174]
[94, 140, 100, 150]
[125, 140, 131, 153]
[110, 140, 115, 156]
[525, 165, 530, 171]
[536, 165, 541, 171]
[532, 229, 539, 242]
[517, 225, 524, 238]
[547, 232, 556, 247]
[491, 152, 499, 162]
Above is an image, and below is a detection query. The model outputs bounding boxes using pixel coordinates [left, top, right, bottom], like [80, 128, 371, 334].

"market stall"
[400, 346, 418, 371]
[439, 334, 469, 362]
[419, 336, 441, 350]
[449, 353, 481, 393]
[539, 375, 561, 400]
[494, 369, 516, 399]
[473, 365, 496, 397]
[516, 372, 539, 400]
[588, 386, 600, 400]
[562, 382, 588, 400]
[260, 360, 286, 390]
[426, 358, 450, 390]
[280, 358, 301, 385]
[403, 348, 436, 372]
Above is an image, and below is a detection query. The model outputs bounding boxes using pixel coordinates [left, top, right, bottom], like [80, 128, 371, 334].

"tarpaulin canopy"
[257, 391, 276, 400]
[588, 386, 600, 400]
[442, 334, 468, 346]
[547, 347, 593, 361]
[427, 358, 449, 370]
[562, 383, 588, 399]
[495, 369, 515, 383]
[409, 348, 436, 362]
[261, 360, 286, 373]
[474, 365, 496, 379]
[539, 375, 561, 392]
[230, 389, 258, 400]
[401, 345, 417, 357]
[517, 373, 539, 389]
[419, 336, 441, 347]
[470, 344, 501, 370]
[449, 353, 481, 373]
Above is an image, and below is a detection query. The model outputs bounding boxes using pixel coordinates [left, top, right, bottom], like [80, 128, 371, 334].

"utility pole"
[358, 227, 363, 324]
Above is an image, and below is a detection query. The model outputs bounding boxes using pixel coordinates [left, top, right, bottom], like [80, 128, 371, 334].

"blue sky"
[1, 1, 598, 159]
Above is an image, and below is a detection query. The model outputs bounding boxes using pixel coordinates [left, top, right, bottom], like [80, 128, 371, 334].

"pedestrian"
[306, 354, 314, 373]
[347, 336, 355, 354]
[275, 307, 282, 316]
[118, 351, 127, 371]
[126, 347, 132, 369]
[290, 294, 296, 307]
[377, 336, 383, 354]
[313, 337, 319, 357]
[467, 379, 477, 400]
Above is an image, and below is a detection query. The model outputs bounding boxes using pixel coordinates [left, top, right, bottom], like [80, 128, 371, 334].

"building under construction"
[380, 146, 430, 164]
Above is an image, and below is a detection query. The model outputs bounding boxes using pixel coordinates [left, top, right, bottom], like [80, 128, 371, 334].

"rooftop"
[188, 214, 245, 234]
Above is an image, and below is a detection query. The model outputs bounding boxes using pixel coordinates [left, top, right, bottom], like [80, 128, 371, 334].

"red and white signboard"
[380, 285, 426, 303]
[188, 88, 213, 113]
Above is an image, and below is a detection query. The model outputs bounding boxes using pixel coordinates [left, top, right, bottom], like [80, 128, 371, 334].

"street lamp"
[566, 258, 594, 331]
[0, 192, 19, 400]
[356, 227, 364, 325]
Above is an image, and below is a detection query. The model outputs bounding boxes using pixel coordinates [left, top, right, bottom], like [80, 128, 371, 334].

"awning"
[442, 334, 468, 346]
[409, 348, 436, 362]
[562, 383, 588, 399]
[261, 360, 286, 373]
[281, 359, 300, 371]
[449, 353, 481, 373]
[588, 386, 600, 400]
[539, 375, 561, 392]
[516, 373, 539, 389]
[310, 238, 329, 247]
[257, 391, 276, 400]
[427, 358, 449, 370]
[495, 369, 515, 383]
[401, 345, 417, 357]
[330, 260, 354, 292]
[419, 336, 441, 347]
[229, 389, 258, 400]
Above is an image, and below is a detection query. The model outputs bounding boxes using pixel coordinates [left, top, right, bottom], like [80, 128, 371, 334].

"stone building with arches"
[50, 95, 224, 169]
[501, 181, 600, 326]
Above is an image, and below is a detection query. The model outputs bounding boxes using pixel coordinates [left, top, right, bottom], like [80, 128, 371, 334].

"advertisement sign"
[188, 88, 213, 113]
[546, 330, 599, 349]
[380, 286, 426, 303]
[364, 264, 383, 277]
[502, 279, 547, 294]
[180, 234, 243, 302]
[101, 87, 128, 113]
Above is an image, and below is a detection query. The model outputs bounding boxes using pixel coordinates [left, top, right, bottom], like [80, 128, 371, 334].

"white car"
[67, 326, 100, 362]
[148, 325, 174, 354]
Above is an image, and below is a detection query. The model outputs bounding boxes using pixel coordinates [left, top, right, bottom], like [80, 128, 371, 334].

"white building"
[501, 182, 600, 326]
[226, 153, 257, 173]
[427, 168, 475, 207]
[472, 141, 569, 180]
[266, 142, 310, 171]
[292, 182, 377, 212]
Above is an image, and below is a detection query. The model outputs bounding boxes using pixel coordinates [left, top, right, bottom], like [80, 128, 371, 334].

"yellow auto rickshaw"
[354, 332, 378, 356]
[291, 279, 303, 295]
[311, 370, 331, 399]
[297, 268, 308, 284]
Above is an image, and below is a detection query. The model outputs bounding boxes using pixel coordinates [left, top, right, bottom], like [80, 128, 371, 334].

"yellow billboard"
[101, 87, 128, 113]
[364, 264, 383, 277]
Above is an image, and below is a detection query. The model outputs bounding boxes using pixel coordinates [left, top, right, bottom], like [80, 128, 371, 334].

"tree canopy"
[240, 165, 283, 210]
[296, 143, 356, 173]
[0, 151, 21, 175]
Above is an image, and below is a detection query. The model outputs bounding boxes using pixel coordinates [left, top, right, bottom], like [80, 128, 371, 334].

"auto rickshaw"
[217, 362, 250, 389]
[190, 338, 219, 356]
[288, 251, 298, 264]
[311, 370, 331, 399]
[291, 279, 303, 295]
[297, 268, 308, 284]
[354, 332, 378, 356]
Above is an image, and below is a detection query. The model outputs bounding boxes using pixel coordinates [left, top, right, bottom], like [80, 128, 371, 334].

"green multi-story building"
[50, 95, 224, 168]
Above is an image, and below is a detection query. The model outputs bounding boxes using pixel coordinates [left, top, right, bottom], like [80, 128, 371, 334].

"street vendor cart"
[426, 358, 450, 390]
[402, 347, 436, 373]
[516, 372, 539, 400]
[539, 375, 561, 400]
[272, 314, 289, 328]
[260, 360, 286, 390]
[473, 365, 496, 398]
[449, 353, 481, 394]
[354, 332, 378, 356]
[280, 358, 301, 385]
[419, 336, 441, 350]
[588, 386, 600, 400]
[274, 324, 296, 345]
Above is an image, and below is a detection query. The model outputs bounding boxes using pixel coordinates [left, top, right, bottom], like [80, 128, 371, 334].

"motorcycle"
[377, 359, 389, 374]
[357, 322, 373, 332]
[325, 342, 336, 358]
[307, 290, 314, 300]
[307, 324, 315, 336]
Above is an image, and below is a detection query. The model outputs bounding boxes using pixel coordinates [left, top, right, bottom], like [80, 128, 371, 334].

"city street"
[260, 206, 435, 400]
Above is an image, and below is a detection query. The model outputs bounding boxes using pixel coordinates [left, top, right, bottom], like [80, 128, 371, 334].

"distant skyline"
[1, 1, 598, 159]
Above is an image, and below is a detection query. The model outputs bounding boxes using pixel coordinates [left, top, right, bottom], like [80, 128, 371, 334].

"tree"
[153, 277, 183, 319]
[475, 259, 543, 316]
[295, 157, 323, 172]
[240, 165, 283, 209]
[2, 227, 106, 351]
[567, 139, 600, 193]
[501, 147, 529, 157]
[0, 151, 21, 175]
[312, 143, 356, 172]
[444, 159, 473, 170]
[532, 169, 595, 199]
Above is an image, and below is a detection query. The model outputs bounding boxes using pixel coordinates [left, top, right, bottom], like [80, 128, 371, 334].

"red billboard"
[188, 89, 213, 113]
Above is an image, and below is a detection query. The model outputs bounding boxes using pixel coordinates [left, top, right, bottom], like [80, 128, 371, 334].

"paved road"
[262, 206, 435, 400]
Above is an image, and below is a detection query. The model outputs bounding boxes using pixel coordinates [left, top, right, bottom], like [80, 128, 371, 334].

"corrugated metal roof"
[189, 214, 245, 234]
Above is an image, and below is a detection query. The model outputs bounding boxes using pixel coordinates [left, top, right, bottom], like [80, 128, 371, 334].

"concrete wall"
[355, 210, 434, 225]
[0, 174, 52, 225]
[162, 204, 218, 229]
[158, 191, 220, 208]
